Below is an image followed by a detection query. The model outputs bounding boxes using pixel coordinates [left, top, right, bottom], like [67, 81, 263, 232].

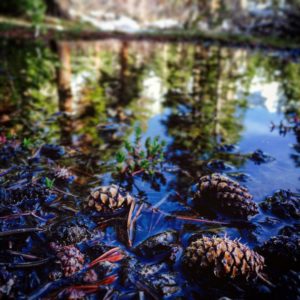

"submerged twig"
[52, 187, 79, 197]
[149, 207, 228, 225]
[0, 227, 45, 237]
[0, 166, 16, 177]
[258, 273, 276, 288]
[0, 257, 50, 268]
[66, 275, 117, 292]
[0, 211, 48, 222]
[5, 250, 42, 260]
[0, 211, 32, 220]
[88, 247, 124, 268]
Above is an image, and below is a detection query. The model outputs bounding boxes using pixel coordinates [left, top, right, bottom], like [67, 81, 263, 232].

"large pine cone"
[184, 236, 264, 279]
[258, 235, 300, 270]
[194, 173, 258, 217]
[274, 270, 300, 300]
[84, 185, 134, 214]
[50, 243, 84, 277]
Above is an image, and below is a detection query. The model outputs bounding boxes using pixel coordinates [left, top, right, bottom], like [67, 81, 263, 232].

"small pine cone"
[0, 184, 50, 208]
[194, 173, 258, 217]
[184, 236, 264, 280]
[84, 184, 134, 214]
[47, 217, 91, 246]
[54, 166, 73, 180]
[50, 243, 85, 277]
[260, 190, 300, 219]
[258, 235, 300, 270]
[53, 225, 91, 245]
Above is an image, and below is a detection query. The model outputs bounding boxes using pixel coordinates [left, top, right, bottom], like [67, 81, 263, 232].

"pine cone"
[84, 184, 134, 214]
[49, 223, 91, 246]
[0, 184, 51, 208]
[194, 173, 258, 217]
[50, 243, 84, 277]
[274, 270, 300, 300]
[258, 235, 300, 270]
[184, 236, 264, 279]
[54, 166, 73, 180]
[260, 190, 300, 219]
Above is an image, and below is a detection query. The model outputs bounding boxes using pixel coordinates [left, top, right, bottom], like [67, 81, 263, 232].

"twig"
[0, 211, 31, 220]
[52, 187, 79, 197]
[69, 167, 94, 178]
[0, 257, 50, 268]
[0, 227, 45, 237]
[97, 217, 125, 226]
[60, 205, 79, 213]
[131, 203, 144, 225]
[131, 169, 145, 176]
[0, 166, 16, 177]
[5, 250, 42, 260]
[88, 247, 124, 268]
[30, 211, 48, 222]
[126, 201, 135, 246]
[150, 213, 163, 233]
[174, 214, 228, 225]
[128, 203, 144, 247]
[152, 192, 172, 208]
[258, 273, 276, 288]
[149, 207, 228, 225]
[67, 275, 117, 291]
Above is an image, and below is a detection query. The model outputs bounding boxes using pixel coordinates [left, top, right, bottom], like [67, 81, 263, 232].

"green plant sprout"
[114, 127, 166, 177]
[45, 177, 55, 189]
[22, 137, 33, 149]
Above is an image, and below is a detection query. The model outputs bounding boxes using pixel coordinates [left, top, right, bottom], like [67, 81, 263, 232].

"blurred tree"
[0, 0, 46, 33]
[163, 44, 248, 177]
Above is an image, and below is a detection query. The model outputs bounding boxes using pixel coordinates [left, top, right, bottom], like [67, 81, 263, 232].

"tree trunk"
[56, 41, 73, 113]
[45, 0, 71, 19]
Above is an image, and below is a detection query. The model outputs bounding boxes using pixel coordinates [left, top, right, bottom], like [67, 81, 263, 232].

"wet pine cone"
[258, 235, 300, 270]
[194, 173, 258, 217]
[184, 236, 264, 280]
[274, 270, 300, 300]
[0, 184, 51, 209]
[84, 184, 134, 214]
[50, 243, 85, 277]
[49, 223, 91, 246]
[260, 190, 300, 219]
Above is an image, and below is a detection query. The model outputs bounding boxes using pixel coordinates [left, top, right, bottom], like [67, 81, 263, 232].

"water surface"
[0, 38, 299, 298]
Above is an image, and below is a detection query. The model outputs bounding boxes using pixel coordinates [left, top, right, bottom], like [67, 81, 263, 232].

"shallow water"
[0, 38, 299, 298]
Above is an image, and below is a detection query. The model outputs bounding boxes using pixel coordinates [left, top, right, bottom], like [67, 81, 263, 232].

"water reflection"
[0, 38, 300, 298]
[0, 39, 299, 172]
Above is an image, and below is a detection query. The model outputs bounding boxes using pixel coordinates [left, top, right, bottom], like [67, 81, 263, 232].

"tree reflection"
[163, 44, 248, 178]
